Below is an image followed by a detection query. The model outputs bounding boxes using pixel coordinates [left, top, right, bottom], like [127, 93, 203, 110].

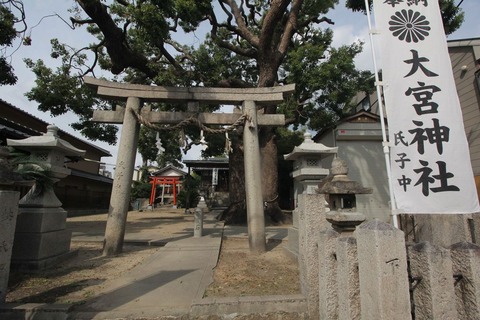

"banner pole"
[364, 0, 399, 228]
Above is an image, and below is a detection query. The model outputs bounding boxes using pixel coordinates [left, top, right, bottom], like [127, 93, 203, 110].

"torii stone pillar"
[103, 97, 142, 256]
[84, 77, 294, 254]
[243, 100, 266, 253]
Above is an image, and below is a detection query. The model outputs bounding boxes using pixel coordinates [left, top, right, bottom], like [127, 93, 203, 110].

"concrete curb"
[0, 303, 72, 320]
[0, 294, 307, 320]
[189, 294, 307, 317]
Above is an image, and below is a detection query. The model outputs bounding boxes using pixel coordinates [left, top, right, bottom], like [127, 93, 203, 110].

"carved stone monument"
[7, 125, 85, 270]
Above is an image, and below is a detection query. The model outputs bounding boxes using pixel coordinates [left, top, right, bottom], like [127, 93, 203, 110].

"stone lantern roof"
[284, 132, 338, 161]
[7, 124, 86, 160]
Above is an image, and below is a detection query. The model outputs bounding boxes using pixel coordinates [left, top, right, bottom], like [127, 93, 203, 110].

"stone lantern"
[317, 158, 372, 236]
[284, 132, 338, 207]
[284, 132, 337, 258]
[7, 124, 85, 269]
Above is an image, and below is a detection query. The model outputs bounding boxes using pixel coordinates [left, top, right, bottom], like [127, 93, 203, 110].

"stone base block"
[12, 229, 72, 262]
[11, 250, 78, 272]
[16, 207, 67, 233]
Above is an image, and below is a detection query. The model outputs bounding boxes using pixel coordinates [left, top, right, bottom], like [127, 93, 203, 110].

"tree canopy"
[19, 0, 465, 225]
[0, 1, 26, 85]
[8, 0, 465, 255]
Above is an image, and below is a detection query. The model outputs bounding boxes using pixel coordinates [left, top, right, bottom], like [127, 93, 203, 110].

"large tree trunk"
[260, 126, 286, 224]
[218, 131, 247, 224]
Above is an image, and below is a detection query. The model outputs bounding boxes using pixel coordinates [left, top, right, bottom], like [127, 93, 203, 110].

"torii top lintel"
[84, 76, 295, 105]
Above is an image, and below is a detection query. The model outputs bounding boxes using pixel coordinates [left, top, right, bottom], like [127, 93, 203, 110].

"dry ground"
[6, 210, 300, 305]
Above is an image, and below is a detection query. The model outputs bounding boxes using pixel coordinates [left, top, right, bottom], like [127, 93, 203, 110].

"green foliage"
[0, 4, 19, 85]
[439, 0, 464, 35]
[138, 126, 160, 165]
[177, 173, 200, 208]
[24, 39, 118, 144]
[0, 5, 16, 46]
[8, 147, 55, 196]
[281, 28, 374, 131]
[130, 181, 152, 200]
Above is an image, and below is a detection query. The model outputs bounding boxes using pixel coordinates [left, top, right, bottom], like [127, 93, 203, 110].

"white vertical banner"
[373, 0, 480, 213]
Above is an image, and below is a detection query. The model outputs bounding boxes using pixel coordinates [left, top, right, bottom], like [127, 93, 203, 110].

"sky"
[1, 0, 479, 169]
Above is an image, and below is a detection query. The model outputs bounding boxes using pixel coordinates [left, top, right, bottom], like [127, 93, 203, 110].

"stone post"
[318, 228, 340, 320]
[194, 207, 203, 238]
[414, 214, 472, 247]
[297, 193, 327, 319]
[355, 219, 412, 320]
[320, 211, 365, 320]
[103, 97, 142, 256]
[450, 242, 480, 319]
[408, 242, 458, 319]
[197, 196, 208, 213]
[242, 100, 265, 254]
[0, 191, 19, 302]
[336, 237, 361, 320]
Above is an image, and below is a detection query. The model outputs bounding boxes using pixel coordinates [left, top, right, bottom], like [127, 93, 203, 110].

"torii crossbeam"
[84, 77, 295, 255]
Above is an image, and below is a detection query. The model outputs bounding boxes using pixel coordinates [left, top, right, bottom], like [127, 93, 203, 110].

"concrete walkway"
[70, 210, 224, 319]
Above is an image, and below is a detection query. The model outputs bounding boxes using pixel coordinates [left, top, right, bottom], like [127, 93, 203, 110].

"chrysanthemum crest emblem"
[389, 9, 430, 43]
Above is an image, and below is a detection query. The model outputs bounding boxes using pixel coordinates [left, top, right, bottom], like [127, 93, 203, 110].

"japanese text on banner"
[373, 0, 480, 213]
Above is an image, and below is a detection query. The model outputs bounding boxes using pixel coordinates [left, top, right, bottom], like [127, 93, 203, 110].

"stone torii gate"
[84, 77, 295, 254]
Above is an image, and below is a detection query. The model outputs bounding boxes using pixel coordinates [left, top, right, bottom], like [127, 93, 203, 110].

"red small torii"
[149, 176, 180, 206]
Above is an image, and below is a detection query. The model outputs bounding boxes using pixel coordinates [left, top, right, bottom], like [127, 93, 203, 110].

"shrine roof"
[183, 158, 229, 169]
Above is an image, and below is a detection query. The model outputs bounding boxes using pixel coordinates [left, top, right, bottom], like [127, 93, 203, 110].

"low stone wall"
[318, 219, 412, 319]
[314, 217, 480, 319]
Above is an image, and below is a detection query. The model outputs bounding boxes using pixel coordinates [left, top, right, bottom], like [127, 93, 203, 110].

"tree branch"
[70, 17, 94, 26]
[298, 16, 334, 29]
[219, 0, 260, 47]
[278, 0, 303, 56]
[208, 11, 257, 59]
[76, 0, 156, 77]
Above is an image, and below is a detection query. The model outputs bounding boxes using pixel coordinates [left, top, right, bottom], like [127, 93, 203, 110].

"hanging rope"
[130, 108, 249, 134]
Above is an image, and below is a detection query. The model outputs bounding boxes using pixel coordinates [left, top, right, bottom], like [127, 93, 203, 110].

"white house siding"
[448, 40, 480, 201]
[316, 118, 391, 222]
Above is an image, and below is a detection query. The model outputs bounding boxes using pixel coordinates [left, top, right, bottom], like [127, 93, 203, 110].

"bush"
[177, 174, 201, 208]
[131, 181, 151, 200]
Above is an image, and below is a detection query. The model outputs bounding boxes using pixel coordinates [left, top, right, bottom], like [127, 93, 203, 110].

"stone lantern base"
[11, 207, 76, 270]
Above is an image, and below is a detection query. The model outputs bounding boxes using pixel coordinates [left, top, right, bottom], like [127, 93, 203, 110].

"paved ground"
[69, 208, 226, 319]
[1, 208, 304, 320]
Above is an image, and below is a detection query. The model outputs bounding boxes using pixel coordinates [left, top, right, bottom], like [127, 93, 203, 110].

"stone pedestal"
[11, 207, 73, 270]
[0, 191, 19, 302]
